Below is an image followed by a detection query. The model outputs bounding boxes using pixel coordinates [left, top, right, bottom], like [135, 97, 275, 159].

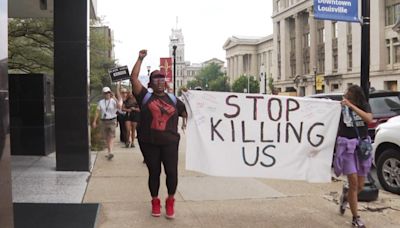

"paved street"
[83, 130, 400, 228]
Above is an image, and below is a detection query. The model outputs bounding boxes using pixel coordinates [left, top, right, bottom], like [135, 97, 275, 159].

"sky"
[96, 0, 274, 75]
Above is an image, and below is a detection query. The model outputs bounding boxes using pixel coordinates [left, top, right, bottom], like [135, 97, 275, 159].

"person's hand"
[341, 97, 352, 107]
[138, 49, 147, 60]
[92, 122, 97, 129]
[181, 122, 187, 133]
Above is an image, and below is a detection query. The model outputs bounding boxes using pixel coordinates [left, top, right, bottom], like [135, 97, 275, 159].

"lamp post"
[146, 66, 151, 76]
[313, 67, 317, 94]
[172, 45, 177, 95]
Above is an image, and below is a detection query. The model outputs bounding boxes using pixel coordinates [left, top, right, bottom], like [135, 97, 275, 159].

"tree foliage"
[8, 18, 54, 74]
[186, 62, 230, 92]
[231, 75, 260, 93]
[8, 18, 116, 102]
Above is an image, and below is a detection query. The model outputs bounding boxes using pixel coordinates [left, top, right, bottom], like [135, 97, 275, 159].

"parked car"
[309, 90, 400, 141]
[372, 115, 400, 194]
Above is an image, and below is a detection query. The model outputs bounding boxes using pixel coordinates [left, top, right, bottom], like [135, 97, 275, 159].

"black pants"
[117, 113, 126, 143]
[139, 142, 179, 197]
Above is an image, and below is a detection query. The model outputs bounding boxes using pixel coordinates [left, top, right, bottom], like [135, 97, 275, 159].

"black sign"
[108, 66, 130, 82]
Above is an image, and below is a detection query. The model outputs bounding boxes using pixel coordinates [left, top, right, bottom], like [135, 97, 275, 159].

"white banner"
[182, 91, 341, 183]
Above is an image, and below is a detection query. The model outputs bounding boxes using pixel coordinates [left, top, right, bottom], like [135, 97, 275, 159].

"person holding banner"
[130, 49, 187, 219]
[334, 85, 373, 228]
[92, 86, 121, 160]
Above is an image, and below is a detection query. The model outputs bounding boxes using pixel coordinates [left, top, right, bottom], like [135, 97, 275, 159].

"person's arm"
[181, 111, 187, 132]
[115, 82, 123, 108]
[342, 98, 373, 124]
[92, 106, 100, 129]
[131, 49, 147, 96]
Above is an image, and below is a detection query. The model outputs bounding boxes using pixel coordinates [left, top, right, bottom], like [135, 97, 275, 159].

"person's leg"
[117, 114, 126, 143]
[347, 173, 359, 217]
[160, 142, 179, 218]
[141, 143, 162, 197]
[105, 121, 116, 160]
[125, 120, 132, 147]
[131, 122, 137, 147]
[141, 142, 162, 216]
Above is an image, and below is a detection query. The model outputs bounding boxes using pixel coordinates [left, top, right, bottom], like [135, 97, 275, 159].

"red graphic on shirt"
[148, 99, 175, 130]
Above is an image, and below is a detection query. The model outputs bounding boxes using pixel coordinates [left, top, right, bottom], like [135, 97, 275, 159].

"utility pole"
[360, 0, 370, 99]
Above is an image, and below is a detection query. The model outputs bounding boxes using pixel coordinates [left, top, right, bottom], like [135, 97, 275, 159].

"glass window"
[369, 95, 400, 116]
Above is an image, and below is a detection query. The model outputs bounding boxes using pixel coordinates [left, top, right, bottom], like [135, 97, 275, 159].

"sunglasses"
[151, 78, 166, 84]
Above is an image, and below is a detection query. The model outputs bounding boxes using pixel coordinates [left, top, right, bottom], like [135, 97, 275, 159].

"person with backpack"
[130, 49, 187, 219]
[334, 85, 373, 228]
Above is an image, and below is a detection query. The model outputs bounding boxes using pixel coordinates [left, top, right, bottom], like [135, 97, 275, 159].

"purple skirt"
[333, 136, 372, 177]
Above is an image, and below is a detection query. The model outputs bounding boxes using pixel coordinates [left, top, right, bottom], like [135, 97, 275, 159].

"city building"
[225, 0, 400, 95]
[169, 27, 226, 90]
[223, 35, 274, 94]
[91, 26, 115, 60]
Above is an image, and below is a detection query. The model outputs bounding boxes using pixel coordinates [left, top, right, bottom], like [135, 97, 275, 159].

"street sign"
[108, 66, 130, 82]
[314, 0, 359, 23]
[316, 75, 324, 91]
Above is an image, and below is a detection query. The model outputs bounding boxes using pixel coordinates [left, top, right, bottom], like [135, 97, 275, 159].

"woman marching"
[335, 85, 373, 228]
[130, 49, 187, 219]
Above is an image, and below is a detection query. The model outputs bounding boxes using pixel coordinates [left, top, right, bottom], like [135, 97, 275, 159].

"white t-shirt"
[97, 98, 118, 119]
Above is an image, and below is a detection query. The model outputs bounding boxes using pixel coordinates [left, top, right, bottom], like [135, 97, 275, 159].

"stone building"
[225, 0, 400, 95]
[169, 28, 226, 90]
[223, 35, 274, 94]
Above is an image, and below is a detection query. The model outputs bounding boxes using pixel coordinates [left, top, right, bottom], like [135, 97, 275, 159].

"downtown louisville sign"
[314, 0, 359, 23]
[182, 91, 341, 183]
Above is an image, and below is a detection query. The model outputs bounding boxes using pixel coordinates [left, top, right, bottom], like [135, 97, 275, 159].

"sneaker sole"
[165, 214, 175, 219]
[151, 213, 161, 217]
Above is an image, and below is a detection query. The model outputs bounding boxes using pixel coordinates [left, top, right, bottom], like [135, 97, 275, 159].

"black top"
[134, 88, 186, 145]
[337, 102, 371, 139]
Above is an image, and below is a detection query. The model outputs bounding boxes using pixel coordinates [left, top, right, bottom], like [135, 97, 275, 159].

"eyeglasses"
[151, 78, 166, 84]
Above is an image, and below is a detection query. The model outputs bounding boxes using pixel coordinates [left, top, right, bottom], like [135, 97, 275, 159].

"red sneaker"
[151, 198, 161, 217]
[165, 197, 175, 219]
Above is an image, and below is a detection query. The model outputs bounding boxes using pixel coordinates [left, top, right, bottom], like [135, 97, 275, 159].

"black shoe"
[107, 153, 114, 160]
[339, 183, 349, 215]
[131, 143, 135, 148]
[125, 142, 131, 148]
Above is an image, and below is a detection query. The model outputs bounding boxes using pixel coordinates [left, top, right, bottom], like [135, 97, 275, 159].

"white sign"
[182, 91, 341, 183]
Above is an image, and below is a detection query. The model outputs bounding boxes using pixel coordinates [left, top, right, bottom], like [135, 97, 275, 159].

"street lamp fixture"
[313, 67, 317, 94]
[146, 66, 151, 76]
[172, 45, 177, 95]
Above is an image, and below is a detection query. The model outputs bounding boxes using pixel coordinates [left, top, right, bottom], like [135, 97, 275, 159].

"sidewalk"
[84, 131, 400, 228]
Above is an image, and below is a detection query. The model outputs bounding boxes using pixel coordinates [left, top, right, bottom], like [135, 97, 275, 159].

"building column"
[295, 13, 303, 76]
[54, 0, 91, 171]
[226, 58, 230, 79]
[238, 55, 244, 77]
[234, 56, 238, 81]
[251, 53, 258, 77]
[0, 0, 14, 226]
[370, 0, 386, 71]
[281, 19, 290, 81]
[325, 20, 333, 75]
[308, 9, 317, 74]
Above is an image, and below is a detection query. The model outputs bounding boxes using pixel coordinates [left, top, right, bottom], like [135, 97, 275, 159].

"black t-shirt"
[337, 102, 371, 139]
[134, 88, 186, 145]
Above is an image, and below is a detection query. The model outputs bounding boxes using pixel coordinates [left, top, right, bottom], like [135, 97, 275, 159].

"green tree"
[232, 75, 259, 93]
[8, 18, 54, 74]
[8, 18, 116, 102]
[268, 76, 275, 94]
[186, 62, 230, 91]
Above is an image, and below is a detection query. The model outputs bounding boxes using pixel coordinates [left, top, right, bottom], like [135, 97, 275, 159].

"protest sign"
[182, 91, 341, 183]
[108, 65, 130, 82]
